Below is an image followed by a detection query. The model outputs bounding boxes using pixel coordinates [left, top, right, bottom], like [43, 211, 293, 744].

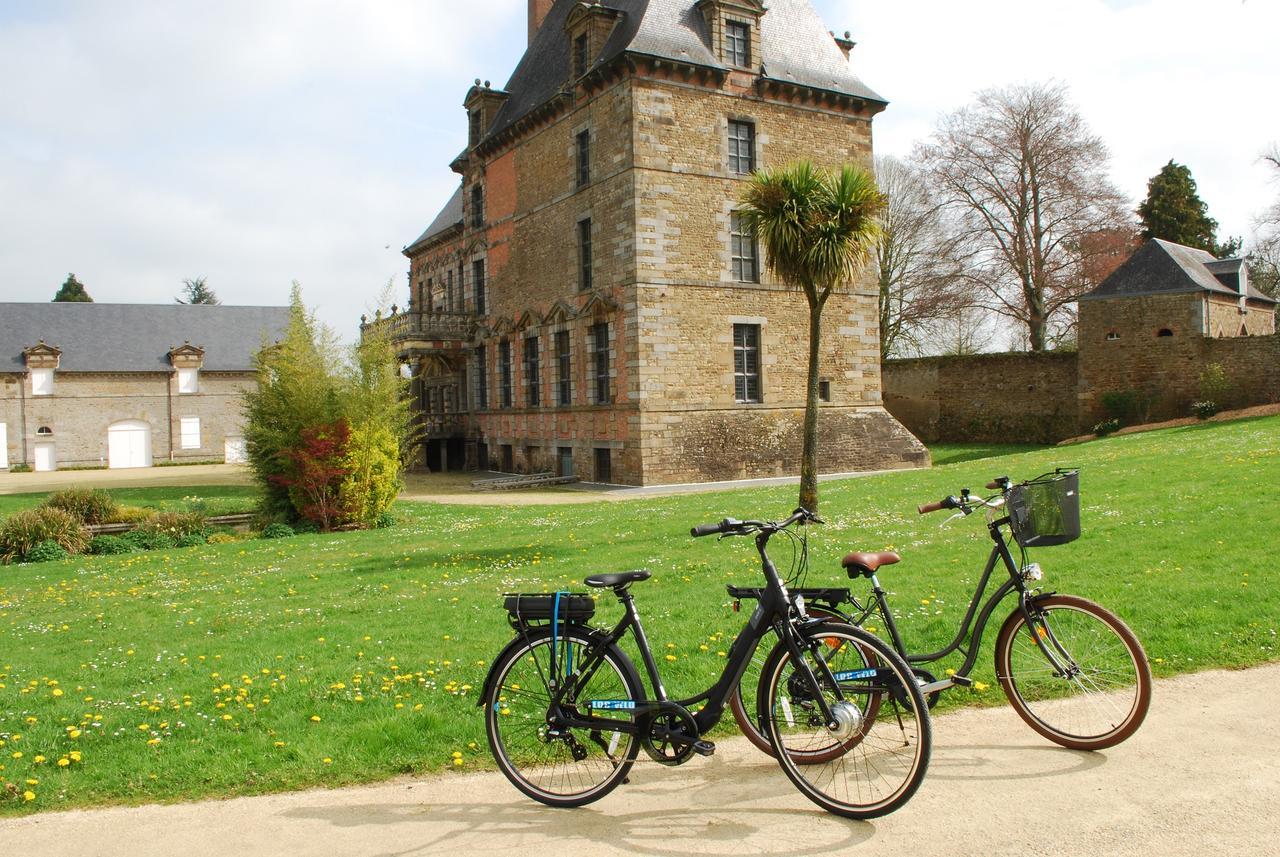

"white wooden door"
[34, 442, 56, 472]
[108, 421, 152, 469]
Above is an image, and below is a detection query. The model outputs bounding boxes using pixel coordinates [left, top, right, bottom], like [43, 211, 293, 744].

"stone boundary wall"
[884, 332, 1280, 444]
[883, 352, 1079, 444]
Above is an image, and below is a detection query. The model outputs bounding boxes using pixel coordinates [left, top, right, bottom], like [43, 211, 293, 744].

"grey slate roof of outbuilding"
[1081, 238, 1277, 304]
[409, 0, 884, 253]
[0, 303, 292, 373]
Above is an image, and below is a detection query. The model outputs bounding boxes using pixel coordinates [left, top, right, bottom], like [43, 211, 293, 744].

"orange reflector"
[732, 600, 740, 613]
[824, 638, 841, 649]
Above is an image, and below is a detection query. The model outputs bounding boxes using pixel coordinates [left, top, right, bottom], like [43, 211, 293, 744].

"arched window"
[1105, 331, 1120, 341]
[1156, 328, 1173, 338]
[36, 426, 53, 436]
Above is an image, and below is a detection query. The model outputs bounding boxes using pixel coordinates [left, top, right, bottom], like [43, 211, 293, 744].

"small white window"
[178, 368, 199, 394]
[180, 417, 201, 449]
[31, 368, 53, 395]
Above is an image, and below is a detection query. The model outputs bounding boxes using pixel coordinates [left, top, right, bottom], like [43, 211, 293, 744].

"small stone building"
[0, 303, 290, 471]
[374, 0, 928, 485]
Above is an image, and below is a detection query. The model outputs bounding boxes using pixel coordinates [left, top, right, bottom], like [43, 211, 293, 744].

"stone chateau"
[371, 0, 927, 485]
[0, 303, 289, 471]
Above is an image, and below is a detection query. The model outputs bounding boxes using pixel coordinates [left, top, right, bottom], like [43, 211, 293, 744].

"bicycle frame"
[529, 526, 850, 739]
[859, 511, 1061, 683]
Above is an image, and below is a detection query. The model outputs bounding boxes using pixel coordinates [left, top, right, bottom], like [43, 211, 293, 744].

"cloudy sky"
[1, 0, 1276, 339]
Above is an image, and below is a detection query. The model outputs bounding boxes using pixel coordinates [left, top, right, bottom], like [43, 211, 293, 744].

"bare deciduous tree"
[874, 155, 969, 359]
[916, 81, 1131, 351]
[1250, 145, 1280, 296]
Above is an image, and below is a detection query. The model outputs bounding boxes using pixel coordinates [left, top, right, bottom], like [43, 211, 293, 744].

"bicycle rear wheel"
[995, 594, 1151, 750]
[484, 627, 643, 807]
[758, 622, 930, 819]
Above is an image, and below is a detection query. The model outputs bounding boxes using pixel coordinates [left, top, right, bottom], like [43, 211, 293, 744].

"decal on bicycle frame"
[833, 668, 878, 682]
[588, 699, 636, 710]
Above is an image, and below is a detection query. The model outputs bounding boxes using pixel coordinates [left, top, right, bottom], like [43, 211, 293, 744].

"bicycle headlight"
[1021, 563, 1043, 582]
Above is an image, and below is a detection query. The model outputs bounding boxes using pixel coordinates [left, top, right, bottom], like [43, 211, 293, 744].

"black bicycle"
[733, 472, 1152, 754]
[479, 509, 932, 819]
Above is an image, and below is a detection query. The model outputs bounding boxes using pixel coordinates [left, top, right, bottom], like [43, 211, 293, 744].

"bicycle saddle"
[841, 551, 900, 578]
[585, 569, 652, 589]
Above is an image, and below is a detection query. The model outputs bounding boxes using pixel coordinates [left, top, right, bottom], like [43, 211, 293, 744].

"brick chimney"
[529, 0, 554, 46]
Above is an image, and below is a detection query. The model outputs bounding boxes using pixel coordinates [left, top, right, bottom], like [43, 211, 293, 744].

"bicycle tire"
[729, 604, 851, 757]
[994, 594, 1152, 751]
[484, 626, 644, 807]
[758, 622, 931, 819]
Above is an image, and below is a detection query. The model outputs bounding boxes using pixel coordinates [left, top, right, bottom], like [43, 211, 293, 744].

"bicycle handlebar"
[917, 500, 948, 515]
[690, 508, 821, 538]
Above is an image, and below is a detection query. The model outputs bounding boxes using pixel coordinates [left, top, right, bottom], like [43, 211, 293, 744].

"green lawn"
[927, 441, 1049, 467]
[0, 485, 259, 519]
[1, 415, 1277, 813]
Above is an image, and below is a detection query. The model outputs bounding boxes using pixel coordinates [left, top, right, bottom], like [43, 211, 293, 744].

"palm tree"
[738, 161, 884, 512]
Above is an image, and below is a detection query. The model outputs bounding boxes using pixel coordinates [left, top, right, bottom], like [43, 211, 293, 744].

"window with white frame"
[180, 417, 201, 449]
[733, 324, 761, 403]
[178, 368, 199, 394]
[31, 368, 53, 396]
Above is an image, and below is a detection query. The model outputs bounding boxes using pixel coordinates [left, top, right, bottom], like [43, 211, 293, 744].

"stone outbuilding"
[371, 0, 928, 485]
[0, 303, 289, 471]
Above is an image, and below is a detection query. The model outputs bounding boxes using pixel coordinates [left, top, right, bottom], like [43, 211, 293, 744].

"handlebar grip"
[691, 522, 724, 537]
[985, 480, 1002, 490]
[917, 501, 946, 515]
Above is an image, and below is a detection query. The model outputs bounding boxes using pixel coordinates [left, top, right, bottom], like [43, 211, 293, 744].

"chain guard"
[641, 705, 699, 766]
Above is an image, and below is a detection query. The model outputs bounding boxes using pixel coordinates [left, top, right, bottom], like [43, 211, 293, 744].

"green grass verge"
[0, 415, 1276, 813]
[927, 442, 1050, 467]
[0, 486, 259, 520]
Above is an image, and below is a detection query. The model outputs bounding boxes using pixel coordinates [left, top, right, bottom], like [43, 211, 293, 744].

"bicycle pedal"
[950, 675, 974, 687]
[692, 740, 716, 757]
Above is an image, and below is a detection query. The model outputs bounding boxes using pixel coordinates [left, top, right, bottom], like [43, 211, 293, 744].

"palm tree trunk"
[799, 297, 824, 512]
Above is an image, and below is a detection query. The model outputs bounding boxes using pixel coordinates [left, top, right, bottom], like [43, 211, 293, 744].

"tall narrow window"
[468, 110, 482, 147]
[556, 330, 572, 406]
[733, 324, 761, 403]
[475, 346, 488, 409]
[728, 120, 755, 175]
[499, 340, 512, 408]
[446, 270, 455, 312]
[427, 277, 435, 310]
[472, 260, 486, 315]
[591, 322, 610, 404]
[524, 336, 541, 407]
[471, 184, 484, 228]
[180, 417, 202, 449]
[177, 368, 199, 394]
[731, 213, 758, 282]
[576, 130, 591, 188]
[578, 219, 593, 290]
[725, 21, 750, 67]
[574, 33, 589, 77]
[31, 368, 53, 396]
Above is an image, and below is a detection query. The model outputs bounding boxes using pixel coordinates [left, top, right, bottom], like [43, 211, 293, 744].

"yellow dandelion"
[69, 729, 82, 739]
[23, 791, 35, 802]
[322, 757, 332, 764]
[310, 715, 321, 722]
[57, 758, 70, 767]
[69, 751, 82, 762]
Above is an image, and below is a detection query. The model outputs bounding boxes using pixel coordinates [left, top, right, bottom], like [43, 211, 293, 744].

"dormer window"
[574, 33, 589, 78]
[178, 367, 199, 394]
[725, 21, 750, 67]
[469, 110, 482, 147]
[31, 367, 53, 396]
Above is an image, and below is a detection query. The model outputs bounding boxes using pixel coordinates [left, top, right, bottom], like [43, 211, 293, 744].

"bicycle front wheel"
[995, 594, 1152, 751]
[758, 622, 931, 819]
[484, 627, 643, 807]
[730, 605, 851, 758]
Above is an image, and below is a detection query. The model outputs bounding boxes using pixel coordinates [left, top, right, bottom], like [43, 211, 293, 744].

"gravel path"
[3, 663, 1277, 857]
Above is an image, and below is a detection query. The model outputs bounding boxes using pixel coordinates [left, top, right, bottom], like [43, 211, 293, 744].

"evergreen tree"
[52, 273, 93, 302]
[1137, 161, 1220, 254]
[176, 277, 220, 305]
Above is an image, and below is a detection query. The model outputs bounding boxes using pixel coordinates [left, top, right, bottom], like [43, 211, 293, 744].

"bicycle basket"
[503, 593, 595, 623]
[1007, 470, 1081, 548]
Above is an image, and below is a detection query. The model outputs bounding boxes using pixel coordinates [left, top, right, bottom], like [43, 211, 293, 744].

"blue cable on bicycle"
[552, 590, 568, 685]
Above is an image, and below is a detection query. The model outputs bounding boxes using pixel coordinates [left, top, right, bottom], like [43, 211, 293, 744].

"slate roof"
[1081, 238, 1277, 304]
[408, 0, 883, 254]
[405, 184, 464, 254]
[0, 303, 292, 373]
[487, 0, 884, 140]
